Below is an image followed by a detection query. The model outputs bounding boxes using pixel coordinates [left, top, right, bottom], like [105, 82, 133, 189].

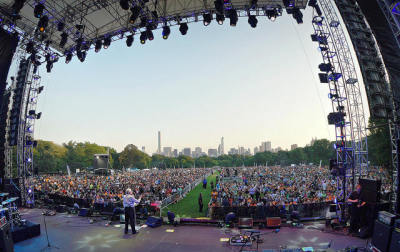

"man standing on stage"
[123, 188, 141, 234]
[347, 184, 366, 234]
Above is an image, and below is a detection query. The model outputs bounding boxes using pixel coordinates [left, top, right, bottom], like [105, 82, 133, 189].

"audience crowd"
[209, 165, 391, 208]
[33, 168, 212, 206]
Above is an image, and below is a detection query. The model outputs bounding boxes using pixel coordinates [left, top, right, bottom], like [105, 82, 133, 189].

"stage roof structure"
[0, 0, 308, 53]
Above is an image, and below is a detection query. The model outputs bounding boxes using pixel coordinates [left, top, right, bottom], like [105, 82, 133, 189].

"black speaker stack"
[0, 222, 14, 252]
[371, 211, 400, 252]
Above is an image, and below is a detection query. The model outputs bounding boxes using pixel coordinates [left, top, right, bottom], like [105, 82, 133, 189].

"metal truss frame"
[310, 0, 368, 204]
[377, 0, 400, 51]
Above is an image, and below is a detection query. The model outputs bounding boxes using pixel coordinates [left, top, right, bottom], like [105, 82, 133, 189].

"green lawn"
[162, 172, 218, 218]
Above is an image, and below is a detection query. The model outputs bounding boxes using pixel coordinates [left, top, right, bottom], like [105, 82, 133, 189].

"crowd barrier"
[208, 202, 331, 220]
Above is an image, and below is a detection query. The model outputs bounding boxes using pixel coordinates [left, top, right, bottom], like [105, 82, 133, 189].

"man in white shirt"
[123, 188, 141, 234]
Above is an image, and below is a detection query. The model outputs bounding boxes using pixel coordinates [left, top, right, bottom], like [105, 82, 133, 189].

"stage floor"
[15, 208, 366, 252]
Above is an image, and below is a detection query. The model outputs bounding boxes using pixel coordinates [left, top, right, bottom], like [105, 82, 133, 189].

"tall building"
[194, 147, 202, 158]
[208, 149, 218, 157]
[260, 141, 271, 152]
[157, 131, 161, 154]
[220, 137, 224, 155]
[254, 146, 259, 154]
[183, 148, 191, 157]
[291, 144, 298, 150]
[173, 149, 178, 157]
[163, 147, 172, 157]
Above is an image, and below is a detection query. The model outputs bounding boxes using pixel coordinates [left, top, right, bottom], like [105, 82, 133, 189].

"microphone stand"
[40, 213, 59, 251]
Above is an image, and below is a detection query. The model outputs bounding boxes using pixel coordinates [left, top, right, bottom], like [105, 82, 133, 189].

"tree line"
[19, 119, 387, 174]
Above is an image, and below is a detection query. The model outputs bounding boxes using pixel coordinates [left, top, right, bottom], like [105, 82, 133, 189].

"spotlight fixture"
[179, 23, 188, 35]
[214, 0, 224, 15]
[46, 60, 53, 73]
[57, 22, 65, 32]
[38, 15, 49, 32]
[146, 29, 154, 41]
[248, 15, 258, 28]
[140, 32, 147, 44]
[65, 52, 72, 64]
[34, 3, 44, 18]
[126, 35, 134, 47]
[266, 9, 278, 21]
[103, 37, 111, 49]
[203, 13, 212, 26]
[60, 32, 68, 48]
[228, 9, 238, 26]
[77, 50, 86, 62]
[162, 26, 170, 39]
[38, 86, 44, 94]
[119, 0, 130, 10]
[95, 39, 102, 52]
[130, 5, 141, 24]
[292, 8, 303, 24]
[216, 14, 225, 25]
[308, 0, 322, 16]
[12, 0, 25, 16]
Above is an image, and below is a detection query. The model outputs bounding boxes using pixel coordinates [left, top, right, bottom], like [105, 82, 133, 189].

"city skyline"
[30, 8, 368, 153]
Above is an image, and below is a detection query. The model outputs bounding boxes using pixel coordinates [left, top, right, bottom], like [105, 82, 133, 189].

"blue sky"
[24, 7, 368, 153]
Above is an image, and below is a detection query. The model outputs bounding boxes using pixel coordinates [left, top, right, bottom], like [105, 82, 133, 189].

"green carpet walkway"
[162, 171, 218, 218]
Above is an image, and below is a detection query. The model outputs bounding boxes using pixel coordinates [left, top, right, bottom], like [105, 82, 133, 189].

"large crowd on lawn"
[209, 165, 391, 208]
[33, 168, 212, 206]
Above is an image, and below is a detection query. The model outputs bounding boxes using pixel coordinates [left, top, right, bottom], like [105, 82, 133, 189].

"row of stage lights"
[20, 0, 304, 68]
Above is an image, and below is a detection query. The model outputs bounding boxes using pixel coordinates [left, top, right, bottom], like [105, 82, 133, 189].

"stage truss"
[1, 0, 371, 206]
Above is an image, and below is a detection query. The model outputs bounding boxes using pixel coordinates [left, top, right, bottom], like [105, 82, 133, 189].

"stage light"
[38, 86, 44, 94]
[77, 50, 86, 62]
[60, 32, 68, 48]
[65, 53, 72, 64]
[318, 63, 332, 72]
[130, 6, 141, 24]
[292, 8, 303, 24]
[95, 39, 102, 52]
[214, 0, 224, 14]
[126, 35, 134, 47]
[251, 0, 258, 9]
[203, 13, 212, 26]
[248, 15, 258, 28]
[319, 73, 329, 83]
[38, 15, 49, 32]
[228, 9, 238, 26]
[12, 0, 25, 16]
[27, 126, 33, 133]
[103, 37, 111, 49]
[120, 0, 130, 10]
[34, 3, 44, 18]
[146, 29, 154, 41]
[26, 41, 34, 53]
[46, 60, 53, 73]
[36, 112, 42, 119]
[140, 17, 148, 28]
[28, 188, 32, 193]
[179, 23, 188, 35]
[140, 32, 147, 44]
[308, 0, 322, 16]
[266, 9, 278, 21]
[57, 22, 65, 32]
[216, 14, 225, 25]
[162, 26, 170, 39]
[283, 0, 295, 8]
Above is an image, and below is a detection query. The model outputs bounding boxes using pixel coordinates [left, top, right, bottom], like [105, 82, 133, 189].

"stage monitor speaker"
[78, 208, 91, 217]
[390, 229, 400, 252]
[267, 217, 281, 228]
[145, 216, 162, 228]
[238, 218, 253, 229]
[0, 223, 14, 252]
[372, 220, 392, 252]
[360, 178, 381, 203]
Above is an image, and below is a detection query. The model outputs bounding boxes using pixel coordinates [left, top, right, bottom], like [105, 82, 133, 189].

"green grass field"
[162, 172, 218, 218]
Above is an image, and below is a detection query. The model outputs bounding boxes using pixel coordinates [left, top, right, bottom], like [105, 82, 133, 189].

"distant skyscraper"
[183, 148, 191, 157]
[142, 146, 145, 153]
[194, 147, 202, 158]
[163, 147, 172, 157]
[173, 149, 178, 157]
[260, 141, 271, 152]
[208, 149, 218, 157]
[254, 146, 259, 154]
[221, 137, 224, 155]
[157, 131, 161, 154]
[291, 144, 298, 150]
